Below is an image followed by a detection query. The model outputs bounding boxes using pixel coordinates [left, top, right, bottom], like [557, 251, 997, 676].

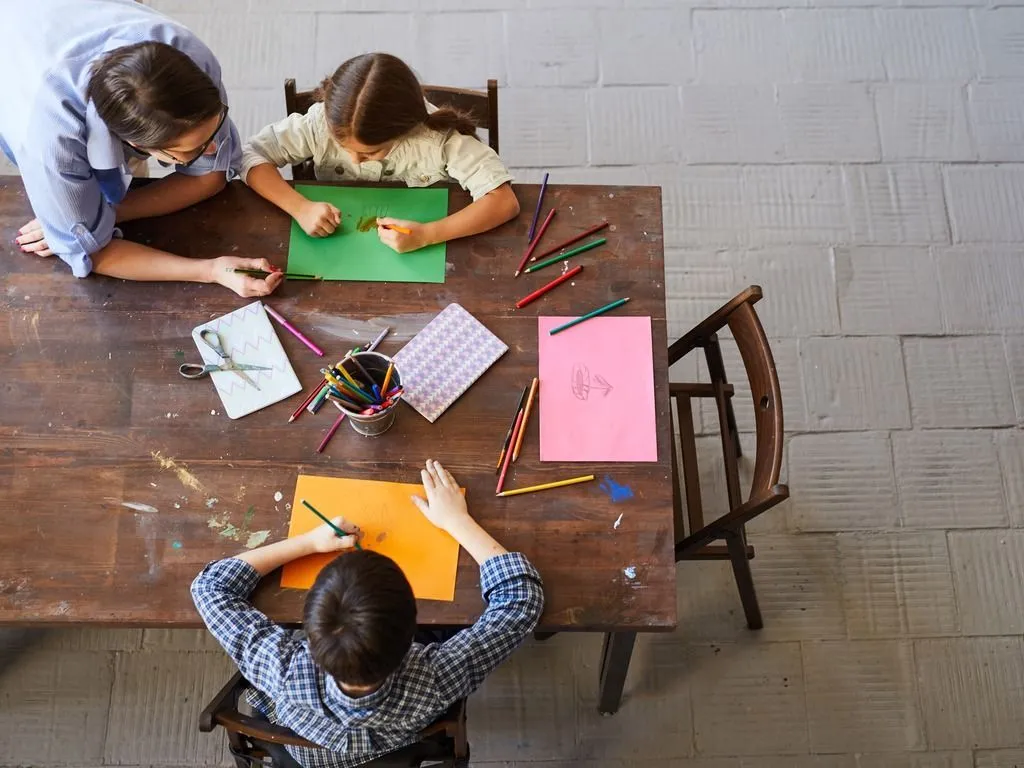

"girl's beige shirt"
[241, 102, 513, 201]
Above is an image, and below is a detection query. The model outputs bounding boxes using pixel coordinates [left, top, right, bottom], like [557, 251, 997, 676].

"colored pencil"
[496, 475, 596, 497]
[316, 412, 346, 453]
[526, 172, 549, 242]
[530, 221, 609, 262]
[515, 265, 583, 309]
[381, 223, 412, 235]
[366, 327, 390, 352]
[230, 268, 322, 280]
[337, 378, 375, 404]
[301, 499, 361, 548]
[343, 355, 374, 386]
[512, 378, 539, 462]
[290, 379, 324, 422]
[335, 364, 362, 390]
[381, 361, 395, 393]
[308, 385, 330, 413]
[515, 208, 556, 277]
[496, 384, 531, 472]
[549, 297, 631, 336]
[495, 409, 524, 495]
[524, 238, 607, 274]
[265, 304, 325, 357]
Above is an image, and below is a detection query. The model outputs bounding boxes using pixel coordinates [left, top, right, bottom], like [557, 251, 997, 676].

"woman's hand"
[304, 516, 362, 553]
[296, 200, 341, 237]
[15, 218, 54, 257]
[377, 217, 432, 253]
[209, 256, 285, 297]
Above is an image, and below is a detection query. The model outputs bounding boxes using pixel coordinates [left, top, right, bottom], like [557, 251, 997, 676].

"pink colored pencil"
[530, 220, 610, 262]
[316, 412, 346, 453]
[515, 265, 583, 309]
[515, 209, 556, 277]
[265, 304, 324, 357]
[495, 409, 524, 495]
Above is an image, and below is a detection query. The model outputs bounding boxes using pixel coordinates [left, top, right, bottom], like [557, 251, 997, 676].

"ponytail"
[424, 107, 478, 139]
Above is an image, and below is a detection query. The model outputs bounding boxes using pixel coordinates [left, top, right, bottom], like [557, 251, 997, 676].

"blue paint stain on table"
[599, 475, 635, 503]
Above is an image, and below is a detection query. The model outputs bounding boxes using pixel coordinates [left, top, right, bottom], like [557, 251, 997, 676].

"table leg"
[597, 631, 636, 715]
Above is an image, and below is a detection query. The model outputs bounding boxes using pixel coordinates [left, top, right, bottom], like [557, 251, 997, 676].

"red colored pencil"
[289, 378, 325, 422]
[515, 265, 583, 309]
[530, 220, 610, 262]
[495, 409, 524, 495]
[515, 208, 556, 277]
[316, 412, 346, 453]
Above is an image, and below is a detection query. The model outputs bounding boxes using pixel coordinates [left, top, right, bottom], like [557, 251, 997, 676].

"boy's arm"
[190, 518, 360, 697]
[409, 461, 544, 700]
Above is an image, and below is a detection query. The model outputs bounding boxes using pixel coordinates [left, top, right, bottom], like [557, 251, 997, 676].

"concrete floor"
[4, 0, 1024, 765]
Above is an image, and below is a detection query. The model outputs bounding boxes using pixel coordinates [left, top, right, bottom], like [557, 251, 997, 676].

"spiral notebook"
[393, 303, 508, 422]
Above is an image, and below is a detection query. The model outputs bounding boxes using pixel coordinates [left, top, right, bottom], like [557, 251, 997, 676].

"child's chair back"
[283, 78, 500, 181]
[200, 671, 470, 767]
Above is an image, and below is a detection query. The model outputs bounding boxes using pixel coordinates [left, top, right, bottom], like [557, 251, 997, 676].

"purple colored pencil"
[526, 172, 549, 242]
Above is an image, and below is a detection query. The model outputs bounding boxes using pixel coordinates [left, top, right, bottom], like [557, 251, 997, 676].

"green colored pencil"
[229, 268, 322, 280]
[549, 297, 631, 335]
[301, 499, 362, 549]
[524, 237, 607, 274]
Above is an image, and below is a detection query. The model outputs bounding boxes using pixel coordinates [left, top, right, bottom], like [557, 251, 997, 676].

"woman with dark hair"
[0, 0, 282, 297]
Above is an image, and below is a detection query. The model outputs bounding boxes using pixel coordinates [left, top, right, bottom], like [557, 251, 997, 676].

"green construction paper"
[288, 185, 450, 283]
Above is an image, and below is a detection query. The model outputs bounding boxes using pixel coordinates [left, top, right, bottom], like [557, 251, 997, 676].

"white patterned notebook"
[393, 303, 508, 422]
[191, 302, 302, 420]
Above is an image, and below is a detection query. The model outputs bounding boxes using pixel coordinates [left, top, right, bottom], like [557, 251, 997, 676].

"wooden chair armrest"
[216, 712, 321, 748]
[199, 672, 246, 732]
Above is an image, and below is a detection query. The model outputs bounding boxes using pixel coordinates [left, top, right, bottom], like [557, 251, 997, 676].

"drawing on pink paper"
[538, 315, 657, 462]
[393, 303, 507, 423]
[192, 302, 302, 419]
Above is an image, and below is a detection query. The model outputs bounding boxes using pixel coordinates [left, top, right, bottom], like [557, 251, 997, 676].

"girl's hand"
[296, 201, 341, 237]
[305, 516, 362, 553]
[15, 218, 54, 257]
[377, 217, 431, 253]
[210, 256, 284, 297]
[410, 459, 469, 534]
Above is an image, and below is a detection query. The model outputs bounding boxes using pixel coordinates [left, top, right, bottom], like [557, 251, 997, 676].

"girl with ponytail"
[242, 53, 519, 253]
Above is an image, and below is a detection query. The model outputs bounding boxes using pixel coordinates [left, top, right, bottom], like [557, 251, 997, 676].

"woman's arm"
[91, 239, 284, 297]
[116, 171, 226, 223]
[376, 183, 519, 253]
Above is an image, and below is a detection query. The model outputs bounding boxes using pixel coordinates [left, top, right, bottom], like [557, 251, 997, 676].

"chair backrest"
[282, 78, 500, 181]
[200, 671, 468, 767]
[669, 286, 787, 530]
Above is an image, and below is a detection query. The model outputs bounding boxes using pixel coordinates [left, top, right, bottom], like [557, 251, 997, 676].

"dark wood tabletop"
[0, 178, 675, 633]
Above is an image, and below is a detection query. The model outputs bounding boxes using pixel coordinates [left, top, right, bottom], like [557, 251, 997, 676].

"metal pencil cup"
[335, 352, 402, 437]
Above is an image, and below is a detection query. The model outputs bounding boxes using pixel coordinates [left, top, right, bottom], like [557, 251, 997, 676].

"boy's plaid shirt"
[192, 552, 543, 767]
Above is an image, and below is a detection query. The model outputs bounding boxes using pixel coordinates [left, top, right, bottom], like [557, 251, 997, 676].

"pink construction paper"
[538, 316, 658, 463]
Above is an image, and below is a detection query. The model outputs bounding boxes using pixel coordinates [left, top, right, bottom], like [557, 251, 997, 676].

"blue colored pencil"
[527, 172, 549, 242]
[549, 297, 631, 335]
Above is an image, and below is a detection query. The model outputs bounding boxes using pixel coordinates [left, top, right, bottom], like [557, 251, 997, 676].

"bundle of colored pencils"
[495, 378, 539, 494]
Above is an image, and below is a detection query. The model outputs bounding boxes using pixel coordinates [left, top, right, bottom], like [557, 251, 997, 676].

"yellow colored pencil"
[495, 474, 595, 497]
[512, 377, 539, 463]
[382, 361, 395, 393]
[337, 364, 361, 389]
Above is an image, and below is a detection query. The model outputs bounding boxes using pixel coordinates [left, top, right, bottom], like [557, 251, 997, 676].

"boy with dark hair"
[191, 459, 544, 767]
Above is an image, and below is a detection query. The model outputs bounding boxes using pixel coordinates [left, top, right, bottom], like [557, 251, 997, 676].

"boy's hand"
[305, 516, 361, 553]
[210, 256, 284, 297]
[411, 459, 469, 533]
[377, 217, 430, 253]
[297, 201, 341, 237]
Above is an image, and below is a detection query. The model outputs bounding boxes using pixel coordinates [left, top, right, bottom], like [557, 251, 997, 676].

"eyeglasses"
[132, 105, 228, 167]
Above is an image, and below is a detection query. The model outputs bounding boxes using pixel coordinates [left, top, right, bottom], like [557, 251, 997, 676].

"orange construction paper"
[281, 475, 461, 601]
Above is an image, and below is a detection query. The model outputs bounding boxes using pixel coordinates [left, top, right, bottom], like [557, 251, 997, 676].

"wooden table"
[0, 178, 675, 714]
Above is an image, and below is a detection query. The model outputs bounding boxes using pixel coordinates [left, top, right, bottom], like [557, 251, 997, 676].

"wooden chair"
[283, 78, 500, 182]
[669, 285, 789, 630]
[200, 671, 469, 767]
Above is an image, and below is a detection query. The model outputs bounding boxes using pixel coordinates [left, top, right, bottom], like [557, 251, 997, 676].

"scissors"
[179, 329, 272, 391]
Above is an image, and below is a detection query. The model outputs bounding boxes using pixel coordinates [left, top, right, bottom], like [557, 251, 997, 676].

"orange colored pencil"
[382, 223, 412, 235]
[496, 409, 524, 495]
[512, 378, 538, 462]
